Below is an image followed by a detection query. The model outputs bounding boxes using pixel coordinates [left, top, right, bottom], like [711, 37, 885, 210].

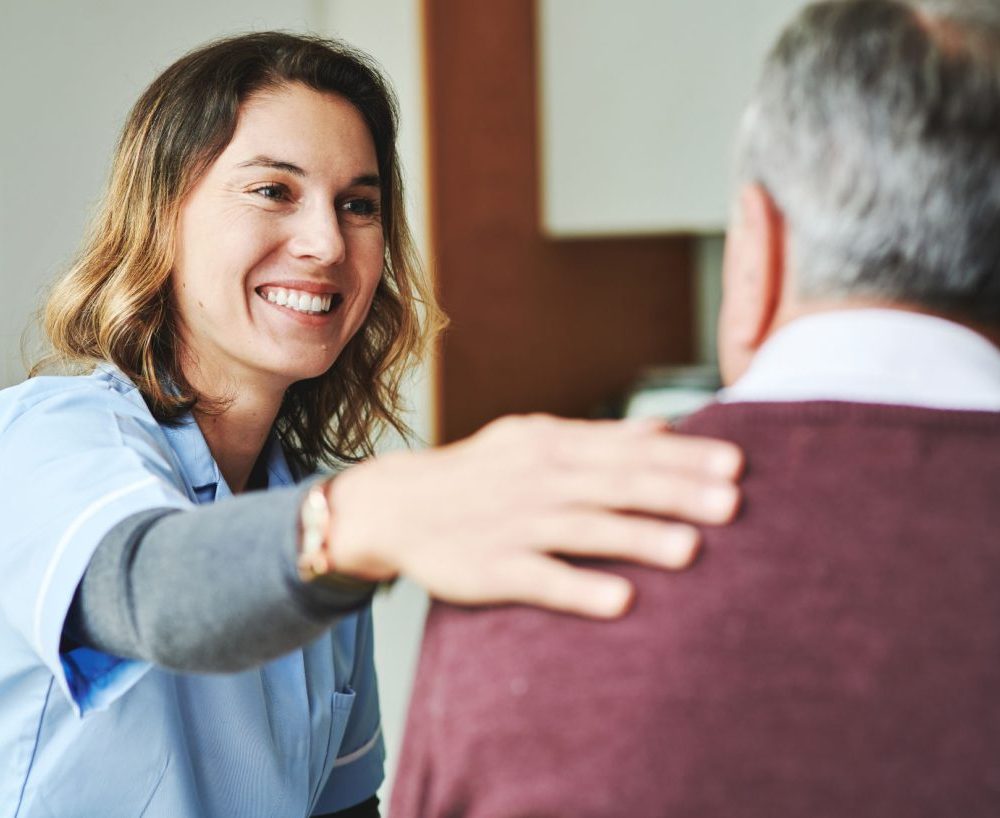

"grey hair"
[736, 0, 1000, 324]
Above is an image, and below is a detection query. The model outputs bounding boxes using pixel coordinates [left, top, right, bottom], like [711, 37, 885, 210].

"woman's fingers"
[548, 467, 741, 524]
[477, 415, 742, 523]
[443, 552, 636, 619]
[399, 513, 700, 610]
[484, 414, 744, 480]
[523, 512, 702, 568]
[614, 431, 744, 480]
[326, 412, 745, 610]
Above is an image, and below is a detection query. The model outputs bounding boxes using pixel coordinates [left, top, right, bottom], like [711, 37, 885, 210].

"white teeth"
[259, 286, 335, 315]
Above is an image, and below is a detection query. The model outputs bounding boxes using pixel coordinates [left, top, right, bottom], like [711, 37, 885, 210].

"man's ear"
[717, 183, 787, 385]
[720, 183, 785, 350]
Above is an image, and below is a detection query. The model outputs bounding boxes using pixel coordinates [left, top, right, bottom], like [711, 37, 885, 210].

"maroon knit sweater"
[390, 402, 1000, 818]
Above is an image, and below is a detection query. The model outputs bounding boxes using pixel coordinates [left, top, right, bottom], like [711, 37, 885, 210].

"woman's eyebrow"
[234, 156, 381, 188]
[352, 173, 381, 189]
[236, 156, 306, 176]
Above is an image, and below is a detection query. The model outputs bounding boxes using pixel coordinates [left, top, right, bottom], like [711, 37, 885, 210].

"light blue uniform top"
[0, 366, 384, 817]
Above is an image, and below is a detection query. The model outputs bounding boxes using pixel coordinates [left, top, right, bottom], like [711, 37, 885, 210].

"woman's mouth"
[255, 285, 343, 315]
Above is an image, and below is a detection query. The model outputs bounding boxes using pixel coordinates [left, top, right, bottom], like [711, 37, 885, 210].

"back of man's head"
[736, 0, 1000, 326]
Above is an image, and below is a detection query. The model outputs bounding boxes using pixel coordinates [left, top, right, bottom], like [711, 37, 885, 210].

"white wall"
[0, 0, 318, 387]
[0, 0, 431, 803]
[537, 0, 809, 235]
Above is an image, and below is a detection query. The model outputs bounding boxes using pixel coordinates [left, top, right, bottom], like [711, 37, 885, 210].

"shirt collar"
[718, 309, 1000, 411]
[160, 415, 297, 501]
[160, 413, 226, 499]
[261, 432, 296, 488]
[93, 363, 296, 499]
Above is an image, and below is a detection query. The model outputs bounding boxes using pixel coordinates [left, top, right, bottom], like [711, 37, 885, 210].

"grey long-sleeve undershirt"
[63, 484, 376, 673]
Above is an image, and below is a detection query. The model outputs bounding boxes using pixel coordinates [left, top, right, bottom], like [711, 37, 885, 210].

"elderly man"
[390, 1, 1000, 815]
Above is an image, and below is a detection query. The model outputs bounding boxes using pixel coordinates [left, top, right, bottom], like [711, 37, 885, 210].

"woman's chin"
[278, 357, 342, 386]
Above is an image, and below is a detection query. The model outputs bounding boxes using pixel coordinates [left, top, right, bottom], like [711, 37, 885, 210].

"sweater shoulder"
[677, 399, 1000, 441]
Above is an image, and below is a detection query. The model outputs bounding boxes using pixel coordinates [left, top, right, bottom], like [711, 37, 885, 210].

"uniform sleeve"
[313, 606, 386, 814]
[0, 381, 192, 716]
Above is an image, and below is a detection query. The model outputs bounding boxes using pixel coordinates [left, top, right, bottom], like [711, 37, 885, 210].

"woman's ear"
[718, 183, 786, 383]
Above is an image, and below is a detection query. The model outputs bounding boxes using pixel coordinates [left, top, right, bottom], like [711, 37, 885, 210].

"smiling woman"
[0, 30, 742, 818]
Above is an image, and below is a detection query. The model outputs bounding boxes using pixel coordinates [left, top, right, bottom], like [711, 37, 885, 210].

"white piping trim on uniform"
[33, 475, 160, 655]
[332, 724, 383, 768]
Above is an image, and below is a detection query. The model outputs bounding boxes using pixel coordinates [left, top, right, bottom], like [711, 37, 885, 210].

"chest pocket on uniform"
[310, 686, 357, 804]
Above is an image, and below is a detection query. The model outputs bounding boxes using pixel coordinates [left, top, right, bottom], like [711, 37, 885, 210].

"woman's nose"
[287, 205, 346, 266]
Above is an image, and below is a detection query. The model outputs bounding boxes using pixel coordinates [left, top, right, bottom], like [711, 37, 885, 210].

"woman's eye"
[250, 183, 290, 202]
[340, 197, 381, 219]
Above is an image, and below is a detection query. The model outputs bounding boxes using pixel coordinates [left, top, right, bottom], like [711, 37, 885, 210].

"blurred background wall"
[0, 0, 804, 802]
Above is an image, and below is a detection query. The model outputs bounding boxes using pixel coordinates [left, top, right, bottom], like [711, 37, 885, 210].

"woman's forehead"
[219, 83, 377, 176]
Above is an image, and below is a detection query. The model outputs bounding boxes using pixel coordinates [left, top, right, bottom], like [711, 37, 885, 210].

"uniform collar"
[160, 414, 297, 501]
[160, 413, 227, 499]
[93, 363, 296, 500]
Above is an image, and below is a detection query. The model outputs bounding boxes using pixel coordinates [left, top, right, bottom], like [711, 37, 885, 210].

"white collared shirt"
[718, 309, 1000, 411]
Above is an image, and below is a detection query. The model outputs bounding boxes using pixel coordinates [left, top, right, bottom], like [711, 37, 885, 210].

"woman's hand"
[326, 414, 743, 618]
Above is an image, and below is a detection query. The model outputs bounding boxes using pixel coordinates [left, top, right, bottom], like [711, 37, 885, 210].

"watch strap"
[297, 479, 378, 594]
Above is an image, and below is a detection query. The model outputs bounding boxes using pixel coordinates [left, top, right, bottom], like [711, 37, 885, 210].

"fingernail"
[594, 579, 633, 617]
[661, 528, 700, 566]
[705, 485, 740, 520]
[710, 445, 743, 477]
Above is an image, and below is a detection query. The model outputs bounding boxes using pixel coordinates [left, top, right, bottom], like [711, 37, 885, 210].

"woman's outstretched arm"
[64, 484, 374, 672]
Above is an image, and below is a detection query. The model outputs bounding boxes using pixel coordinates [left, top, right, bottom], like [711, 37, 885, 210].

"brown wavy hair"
[33, 31, 445, 473]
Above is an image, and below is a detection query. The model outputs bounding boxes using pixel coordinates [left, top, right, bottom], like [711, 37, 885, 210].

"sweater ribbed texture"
[391, 401, 1000, 818]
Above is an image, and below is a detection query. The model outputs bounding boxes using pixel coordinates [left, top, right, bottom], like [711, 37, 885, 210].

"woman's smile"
[255, 283, 344, 317]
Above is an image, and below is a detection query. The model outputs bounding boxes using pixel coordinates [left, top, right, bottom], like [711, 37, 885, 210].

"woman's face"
[171, 82, 384, 394]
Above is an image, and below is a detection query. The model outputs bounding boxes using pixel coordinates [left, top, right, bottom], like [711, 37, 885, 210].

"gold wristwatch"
[297, 479, 378, 594]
